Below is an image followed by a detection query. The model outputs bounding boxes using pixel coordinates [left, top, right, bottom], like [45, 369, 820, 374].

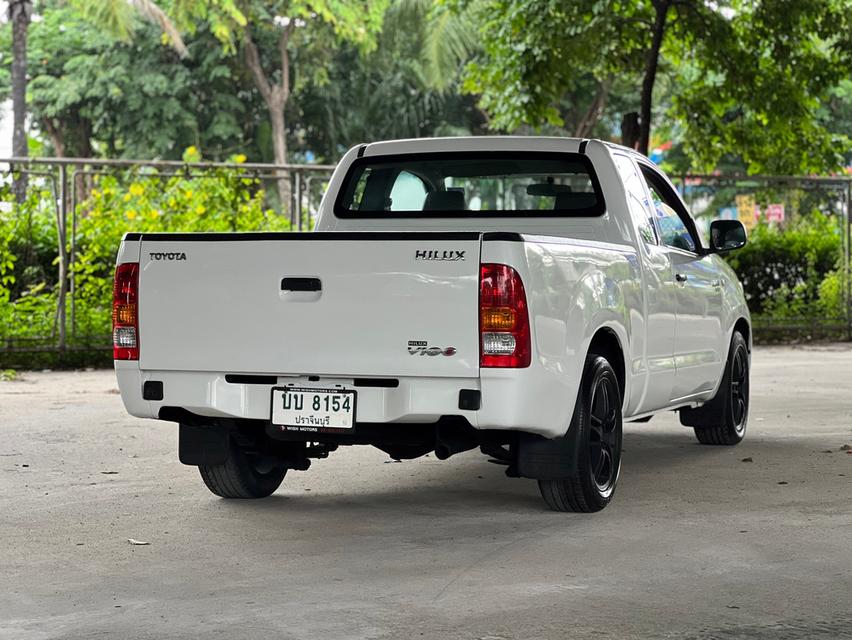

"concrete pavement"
[1, 345, 851, 639]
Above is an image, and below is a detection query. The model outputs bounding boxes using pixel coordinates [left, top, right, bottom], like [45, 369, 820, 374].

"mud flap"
[516, 425, 581, 480]
[178, 423, 229, 466]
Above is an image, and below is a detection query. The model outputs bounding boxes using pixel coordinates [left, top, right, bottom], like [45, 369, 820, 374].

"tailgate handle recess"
[281, 277, 322, 292]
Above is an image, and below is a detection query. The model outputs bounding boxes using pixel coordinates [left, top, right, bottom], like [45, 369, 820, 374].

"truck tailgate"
[136, 232, 481, 378]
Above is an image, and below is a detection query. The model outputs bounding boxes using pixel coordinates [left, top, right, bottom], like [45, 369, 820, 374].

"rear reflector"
[113, 262, 139, 360]
[479, 264, 531, 368]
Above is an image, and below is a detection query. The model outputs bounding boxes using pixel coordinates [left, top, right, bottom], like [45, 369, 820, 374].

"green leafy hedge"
[1, 171, 848, 366]
[0, 160, 289, 364]
[724, 213, 846, 323]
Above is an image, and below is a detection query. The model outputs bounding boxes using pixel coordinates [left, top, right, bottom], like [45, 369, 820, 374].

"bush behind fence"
[1, 159, 851, 368]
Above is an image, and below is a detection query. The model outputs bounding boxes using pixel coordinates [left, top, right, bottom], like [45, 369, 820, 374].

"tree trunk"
[267, 93, 290, 212]
[9, 0, 32, 202]
[638, 0, 670, 156]
[574, 78, 611, 138]
[621, 112, 641, 149]
[42, 118, 66, 158]
[243, 26, 293, 214]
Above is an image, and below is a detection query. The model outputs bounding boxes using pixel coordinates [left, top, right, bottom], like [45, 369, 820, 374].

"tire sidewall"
[575, 356, 623, 508]
[232, 441, 288, 496]
[724, 332, 750, 441]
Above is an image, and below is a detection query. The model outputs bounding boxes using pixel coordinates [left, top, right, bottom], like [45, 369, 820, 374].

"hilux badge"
[415, 250, 465, 261]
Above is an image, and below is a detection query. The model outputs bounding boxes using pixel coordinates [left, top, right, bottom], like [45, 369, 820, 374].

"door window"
[640, 167, 699, 253]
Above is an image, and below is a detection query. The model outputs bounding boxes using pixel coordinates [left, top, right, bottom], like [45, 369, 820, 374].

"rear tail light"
[479, 263, 531, 368]
[113, 262, 139, 360]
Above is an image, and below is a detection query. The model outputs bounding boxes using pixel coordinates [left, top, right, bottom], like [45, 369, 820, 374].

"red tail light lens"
[479, 263, 531, 368]
[113, 262, 139, 360]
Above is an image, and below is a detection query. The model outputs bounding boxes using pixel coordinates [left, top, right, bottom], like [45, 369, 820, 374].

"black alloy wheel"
[588, 372, 621, 494]
[729, 341, 749, 435]
[538, 354, 623, 512]
[691, 330, 750, 446]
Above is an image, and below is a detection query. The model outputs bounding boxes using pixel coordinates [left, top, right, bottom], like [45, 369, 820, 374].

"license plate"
[270, 387, 356, 432]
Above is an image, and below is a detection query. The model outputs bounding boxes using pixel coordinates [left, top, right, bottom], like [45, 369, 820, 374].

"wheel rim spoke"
[589, 374, 619, 491]
[729, 345, 748, 430]
[593, 447, 609, 481]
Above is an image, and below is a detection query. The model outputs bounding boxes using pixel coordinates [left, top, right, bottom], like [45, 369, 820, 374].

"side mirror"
[708, 219, 746, 253]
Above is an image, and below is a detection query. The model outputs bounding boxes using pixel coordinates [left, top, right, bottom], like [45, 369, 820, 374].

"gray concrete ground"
[1, 345, 851, 640]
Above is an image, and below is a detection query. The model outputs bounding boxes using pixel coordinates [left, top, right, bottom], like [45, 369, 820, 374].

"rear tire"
[682, 331, 749, 446]
[538, 354, 623, 513]
[199, 437, 286, 498]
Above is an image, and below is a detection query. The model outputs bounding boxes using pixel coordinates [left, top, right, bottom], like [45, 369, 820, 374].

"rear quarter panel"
[479, 237, 642, 438]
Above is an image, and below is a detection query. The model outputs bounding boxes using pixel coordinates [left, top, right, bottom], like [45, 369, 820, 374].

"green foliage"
[73, 165, 289, 336]
[293, 0, 484, 160]
[459, 0, 631, 130]
[671, 0, 852, 174]
[0, 157, 288, 348]
[0, 181, 61, 344]
[724, 213, 843, 319]
[458, 0, 852, 174]
[12, 5, 262, 159]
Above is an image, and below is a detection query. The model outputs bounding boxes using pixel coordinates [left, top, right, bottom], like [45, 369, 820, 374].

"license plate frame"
[270, 386, 357, 433]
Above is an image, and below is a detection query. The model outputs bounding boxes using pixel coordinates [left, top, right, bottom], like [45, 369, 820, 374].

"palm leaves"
[385, 0, 480, 92]
[67, 0, 189, 57]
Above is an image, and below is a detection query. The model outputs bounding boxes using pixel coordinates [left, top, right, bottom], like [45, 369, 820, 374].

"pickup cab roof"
[316, 137, 636, 242]
[358, 136, 587, 158]
[357, 136, 649, 163]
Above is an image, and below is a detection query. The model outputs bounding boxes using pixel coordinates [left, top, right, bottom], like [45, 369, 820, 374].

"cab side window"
[614, 154, 658, 245]
[640, 167, 698, 253]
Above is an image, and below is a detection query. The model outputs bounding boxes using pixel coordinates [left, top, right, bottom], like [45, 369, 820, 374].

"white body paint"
[115, 137, 750, 439]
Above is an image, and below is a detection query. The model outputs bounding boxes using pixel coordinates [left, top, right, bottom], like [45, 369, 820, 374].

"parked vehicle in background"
[113, 137, 750, 512]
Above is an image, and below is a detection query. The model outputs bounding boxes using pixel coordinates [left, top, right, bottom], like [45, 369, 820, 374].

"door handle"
[711, 279, 721, 288]
[675, 273, 688, 283]
[281, 277, 322, 292]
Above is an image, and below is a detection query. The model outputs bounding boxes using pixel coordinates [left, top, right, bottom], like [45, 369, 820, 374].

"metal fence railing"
[673, 174, 852, 341]
[0, 157, 334, 359]
[1, 157, 851, 361]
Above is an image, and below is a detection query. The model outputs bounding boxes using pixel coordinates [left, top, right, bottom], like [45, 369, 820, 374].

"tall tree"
[73, 0, 389, 207]
[670, 0, 852, 174]
[460, 0, 852, 172]
[459, 0, 725, 155]
[8, 5, 262, 160]
[7, 0, 32, 200]
[294, 0, 486, 161]
[68, 0, 189, 56]
[221, 1, 389, 206]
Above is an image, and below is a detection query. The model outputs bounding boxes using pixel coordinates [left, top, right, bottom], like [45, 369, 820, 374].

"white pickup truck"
[114, 137, 750, 512]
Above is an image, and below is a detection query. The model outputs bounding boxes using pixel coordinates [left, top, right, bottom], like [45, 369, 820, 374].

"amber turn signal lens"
[481, 307, 515, 331]
[113, 304, 136, 325]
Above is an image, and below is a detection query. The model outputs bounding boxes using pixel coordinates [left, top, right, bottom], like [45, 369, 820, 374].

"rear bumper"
[115, 361, 577, 439]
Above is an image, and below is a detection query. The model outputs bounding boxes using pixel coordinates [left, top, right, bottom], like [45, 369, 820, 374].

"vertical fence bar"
[304, 176, 315, 230]
[846, 180, 852, 340]
[56, 164, 68, 353]
[288, 171, 296, 228]
[295, 171, 302, 231]
[70, 165, 78, 339]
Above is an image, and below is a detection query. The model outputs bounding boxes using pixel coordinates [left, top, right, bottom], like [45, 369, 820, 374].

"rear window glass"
[334, 152, 605, 218]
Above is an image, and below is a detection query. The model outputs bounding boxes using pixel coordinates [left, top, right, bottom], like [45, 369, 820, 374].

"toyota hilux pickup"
[114, 137, 751, 512]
